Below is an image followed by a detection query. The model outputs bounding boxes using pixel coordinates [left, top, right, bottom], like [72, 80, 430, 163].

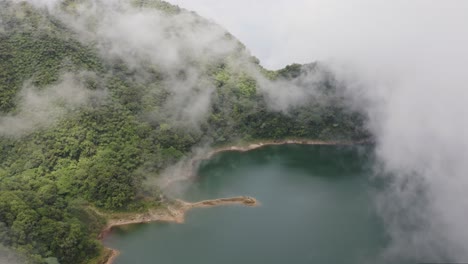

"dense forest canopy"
[0, 0, 368, 263]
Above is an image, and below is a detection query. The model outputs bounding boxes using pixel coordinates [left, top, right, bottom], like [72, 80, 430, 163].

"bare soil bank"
[100, 196, 258, 264]
[100, 138, 369, 263]
[161, 139, 371, 189]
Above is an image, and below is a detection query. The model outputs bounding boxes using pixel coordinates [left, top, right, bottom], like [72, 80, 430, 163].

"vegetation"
[0, 0, 369, 263]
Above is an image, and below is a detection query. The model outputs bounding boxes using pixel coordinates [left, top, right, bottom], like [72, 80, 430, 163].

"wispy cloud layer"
[0, 73, 106, 137]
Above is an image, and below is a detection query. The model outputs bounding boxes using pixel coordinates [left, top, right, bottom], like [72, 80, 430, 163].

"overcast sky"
[167, 0, 468, 70]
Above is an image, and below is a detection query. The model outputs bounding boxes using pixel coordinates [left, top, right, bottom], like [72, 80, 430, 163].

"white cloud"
[169, 1, 468, 262]
[0, 73, 106, 137]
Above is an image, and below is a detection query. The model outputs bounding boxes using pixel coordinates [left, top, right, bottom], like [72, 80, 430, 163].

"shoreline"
[160, 138, 371, 189]
[204, 139, 370, 160]
[100, 196, 258, 264]
[104, 249, 119, 264]
[100, 138, 369, 264]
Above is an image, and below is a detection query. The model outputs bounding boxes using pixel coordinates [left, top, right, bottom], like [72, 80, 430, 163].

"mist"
[0, 73, 106, 137]
[167, 0, 468, 263]
[0, 245, 22, 264]
[55, 0, 242, 128]
[18, 0, 336, 124]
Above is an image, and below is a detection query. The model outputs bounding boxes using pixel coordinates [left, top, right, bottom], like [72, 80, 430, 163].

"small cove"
[104, 144, 388, 264]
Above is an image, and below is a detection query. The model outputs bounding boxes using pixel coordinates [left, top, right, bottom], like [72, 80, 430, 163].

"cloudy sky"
[168, 0, 468, 70]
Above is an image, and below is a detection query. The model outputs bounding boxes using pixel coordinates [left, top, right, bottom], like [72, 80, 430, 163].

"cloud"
[170, 0, 468, 262]
[0, 244, 26, 264]
[0, 72, 106, 137]
[50, 0, 242, 127]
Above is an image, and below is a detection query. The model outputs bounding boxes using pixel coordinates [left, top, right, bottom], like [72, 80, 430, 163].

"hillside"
[0, 0, 368, 263]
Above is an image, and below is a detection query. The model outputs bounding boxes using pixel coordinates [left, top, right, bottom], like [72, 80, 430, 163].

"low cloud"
[169, 0, 468, 262]
[53, 0, 241, 127]
[0, 72, 106, 137]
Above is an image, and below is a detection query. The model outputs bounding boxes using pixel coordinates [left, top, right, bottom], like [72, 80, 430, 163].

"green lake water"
[104, 145, 388, 264]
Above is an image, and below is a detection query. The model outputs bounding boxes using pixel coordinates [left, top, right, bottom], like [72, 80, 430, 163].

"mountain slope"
[0, 0, 368, 263]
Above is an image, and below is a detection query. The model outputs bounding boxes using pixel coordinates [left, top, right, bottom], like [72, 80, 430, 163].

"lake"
[104, 144, 388, 264]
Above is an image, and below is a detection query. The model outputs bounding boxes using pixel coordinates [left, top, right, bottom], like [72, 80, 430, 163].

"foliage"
[0, 0, 369, 263]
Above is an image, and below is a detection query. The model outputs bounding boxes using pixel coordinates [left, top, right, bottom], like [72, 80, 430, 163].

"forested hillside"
[0, 0, 369, 263]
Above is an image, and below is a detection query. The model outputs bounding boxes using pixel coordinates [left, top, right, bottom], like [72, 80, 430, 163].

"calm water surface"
[104, 145, 388, 264]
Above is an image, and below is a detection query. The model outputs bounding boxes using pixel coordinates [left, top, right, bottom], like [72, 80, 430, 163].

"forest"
[0, 1, 369, 263]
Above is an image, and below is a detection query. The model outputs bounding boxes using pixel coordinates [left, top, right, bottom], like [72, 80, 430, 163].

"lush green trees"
[0, 0, 369, 263]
